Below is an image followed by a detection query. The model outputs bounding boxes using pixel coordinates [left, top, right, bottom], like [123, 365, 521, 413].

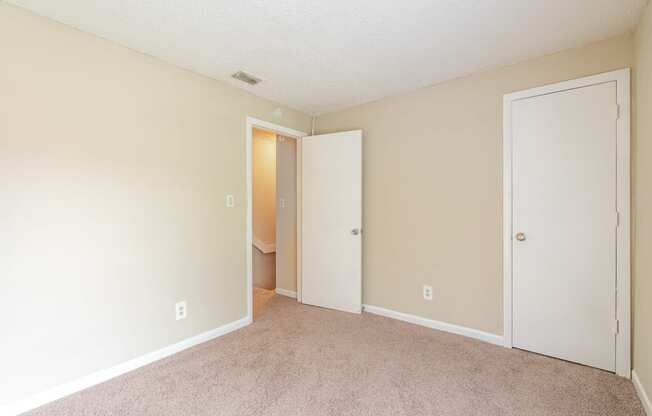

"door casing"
[502, 68, 631, 378]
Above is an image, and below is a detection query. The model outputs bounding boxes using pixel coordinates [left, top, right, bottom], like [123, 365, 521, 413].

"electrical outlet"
[279, 198, 286, 209]
[175, 301, 187, 320]
[423, 285, 433, 301]
[226, 194, 234, 208]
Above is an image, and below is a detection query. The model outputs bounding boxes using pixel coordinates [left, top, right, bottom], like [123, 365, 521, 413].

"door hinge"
[616, 211, 621, 228]
[614, 319, 620, 335]
[615, 104, 621, 121]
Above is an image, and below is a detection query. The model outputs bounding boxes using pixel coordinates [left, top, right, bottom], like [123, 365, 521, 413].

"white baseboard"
[275, 288, 297, 299]
[633, 370, 652, 415]
[2, 316, 252, 416]
[362, 304, 503, 346]
[253, 236, 275, 254]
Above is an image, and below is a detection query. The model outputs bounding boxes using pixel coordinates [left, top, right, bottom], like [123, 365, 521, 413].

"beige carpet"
[25, 290, 644, 415]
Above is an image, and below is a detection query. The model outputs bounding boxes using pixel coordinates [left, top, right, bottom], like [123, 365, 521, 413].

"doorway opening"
[252, 128, 278, 292]
[246, 118, 306, 321]
[252, 127, 297, 315]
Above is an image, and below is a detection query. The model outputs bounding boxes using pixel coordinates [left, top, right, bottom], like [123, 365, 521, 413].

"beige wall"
[0, 3, 310, 406]
[253, 128, 277, 246]
[634, 1, 652, 402]
[276, 137, 298, 292]
[316, 34, 634, 336]
[253, 249, 276, 290]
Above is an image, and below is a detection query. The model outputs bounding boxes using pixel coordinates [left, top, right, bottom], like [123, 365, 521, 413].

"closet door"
[511, 82, 617, 371]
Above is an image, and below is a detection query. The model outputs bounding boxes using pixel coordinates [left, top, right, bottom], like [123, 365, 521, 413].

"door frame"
[502, 68, 631, 378]
[246, 117, 307, 320]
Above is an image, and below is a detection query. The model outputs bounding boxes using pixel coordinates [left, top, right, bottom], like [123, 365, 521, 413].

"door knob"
[351, 228, 361, 236]
[515, 232, 526, 241]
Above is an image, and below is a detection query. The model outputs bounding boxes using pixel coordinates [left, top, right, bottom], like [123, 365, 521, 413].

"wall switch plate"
[279, 198, 286, 209]
[226, 194, 234, 208]
[423, 285, 433, 301]
[175, 301, 187, 320]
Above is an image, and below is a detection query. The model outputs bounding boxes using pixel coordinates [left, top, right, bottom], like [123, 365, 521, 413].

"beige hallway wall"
[276, 137, 298, 293]
[253, 129, 277, 247]
[634, 1, 652, 403]
[0, 3, 310, 406]
[252, 128, 278, 290]
[316, 34, 634, 336]
[253, 248, 276, 290]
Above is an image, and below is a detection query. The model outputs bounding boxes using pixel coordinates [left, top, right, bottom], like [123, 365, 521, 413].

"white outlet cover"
[226, 194, 234, 208]
[175, 301, 187, 320]
[423, 285, 433, 301]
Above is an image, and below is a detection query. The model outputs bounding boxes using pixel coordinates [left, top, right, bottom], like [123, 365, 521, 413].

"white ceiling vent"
[232, 71, 261, 86]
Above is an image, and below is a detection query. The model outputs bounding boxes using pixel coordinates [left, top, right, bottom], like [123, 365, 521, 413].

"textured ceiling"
[8, 0, 647, 114]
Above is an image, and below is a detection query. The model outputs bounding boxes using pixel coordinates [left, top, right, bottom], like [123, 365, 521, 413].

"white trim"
[275, 288, 297, 298]
[1, 317, 251, 416]
[362, 304, 503, 346]
[633, 370, 652, 416]
[253, 235, 276, 254]
[502, 68, 631, 377]
[246, 117, 307, 320]
[296, 138, 303, 303]
[502, 87, 514, 349]
[246, 117, 307, 140]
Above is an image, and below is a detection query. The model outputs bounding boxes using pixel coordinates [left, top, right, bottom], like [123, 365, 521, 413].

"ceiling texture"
[8, 0, 647, 114]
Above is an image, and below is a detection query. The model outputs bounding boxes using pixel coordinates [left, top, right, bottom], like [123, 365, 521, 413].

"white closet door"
[512, 82, 617, 371]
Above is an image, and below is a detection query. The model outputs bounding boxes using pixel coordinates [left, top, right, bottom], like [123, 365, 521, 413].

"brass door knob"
[516, 232, 526, 241]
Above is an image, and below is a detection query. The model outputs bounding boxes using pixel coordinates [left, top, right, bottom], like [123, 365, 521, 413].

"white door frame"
[502, 68, 631, 378]
[246, 117, 307, 320]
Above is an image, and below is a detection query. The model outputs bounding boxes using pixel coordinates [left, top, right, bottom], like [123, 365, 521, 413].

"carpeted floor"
[25, 289, 644, 415]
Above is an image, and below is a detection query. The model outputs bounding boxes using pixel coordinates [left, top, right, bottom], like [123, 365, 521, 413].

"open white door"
[300, 130, 362, 313]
